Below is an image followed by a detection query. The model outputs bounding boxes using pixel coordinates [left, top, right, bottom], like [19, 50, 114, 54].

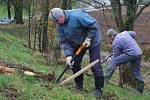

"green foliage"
[0, 4, 8, 18]
[142, 47, 150, 61]
[101, 43, 112, 52]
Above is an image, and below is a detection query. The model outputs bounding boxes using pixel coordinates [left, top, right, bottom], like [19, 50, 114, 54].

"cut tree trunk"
[0, 66, 15, 73]
[122, 63, 137, 88]
[0, 65, 54, 82]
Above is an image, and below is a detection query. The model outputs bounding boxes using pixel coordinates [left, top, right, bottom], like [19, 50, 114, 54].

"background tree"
[7, 0, 11, 19]
[24, 0, 32, 49]
[41, 0, 50, 53]
[61, 0, 73, 9]
[14, 0, 23, 24]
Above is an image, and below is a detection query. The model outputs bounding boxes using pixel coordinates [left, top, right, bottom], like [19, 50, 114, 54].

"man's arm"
[112, 39, 122, 58]
[128, 31, 137, 39]
[57, 26, 74, 57]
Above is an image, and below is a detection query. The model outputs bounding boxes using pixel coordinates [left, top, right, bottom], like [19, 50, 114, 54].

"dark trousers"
[72, 44, 104, 89]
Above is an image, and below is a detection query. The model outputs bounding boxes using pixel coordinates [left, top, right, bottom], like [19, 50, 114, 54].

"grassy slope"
[0, 30, 150, 100]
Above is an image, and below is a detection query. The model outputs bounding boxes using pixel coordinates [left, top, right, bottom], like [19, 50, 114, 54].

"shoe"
[93, 89, 103, 97]
[136, 80, 144, 93]
[75, 84, 83, 91]
[104, 69, 114, 83]
[74, 82, 83, 91]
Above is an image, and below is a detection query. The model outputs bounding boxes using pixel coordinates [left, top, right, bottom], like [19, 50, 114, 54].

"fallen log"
[0, 65, 54, 82]
[0, 66, 16, 73]
[0, 65, 39, 76]
[60, 59, 99, 86]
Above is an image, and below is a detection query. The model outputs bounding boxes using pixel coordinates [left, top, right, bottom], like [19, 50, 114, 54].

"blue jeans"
[72, 44, 104, 86]
[109, 53, 143, 81]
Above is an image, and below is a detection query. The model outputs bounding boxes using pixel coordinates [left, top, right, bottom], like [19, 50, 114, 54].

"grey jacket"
[112, 31, 142, 58]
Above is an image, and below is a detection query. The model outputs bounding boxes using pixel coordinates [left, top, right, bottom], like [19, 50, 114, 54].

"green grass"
[0, 29, 150, 100]
[142, 46, 150, 62]
[0, 4, 8, 18]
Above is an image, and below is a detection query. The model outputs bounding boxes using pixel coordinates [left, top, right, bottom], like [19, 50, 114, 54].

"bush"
[142, 47, 150, 61]
[101, 43, 112, 52]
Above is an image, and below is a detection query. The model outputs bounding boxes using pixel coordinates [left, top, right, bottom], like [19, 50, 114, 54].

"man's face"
[57, 16, 65, 25]
[111, 36, 115, 41]
[109, 36, 115, 43]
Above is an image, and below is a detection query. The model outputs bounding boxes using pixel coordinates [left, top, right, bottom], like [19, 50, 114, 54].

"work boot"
[104, 69, 115, 83]
[75, 84, 83, 91]
[93, 76, 104, 97]
[75, 82, 83, 91]
[74, 74, 83, 91]
[69, 82, 83, 91]
[93, 89, 103, 98]
[136, 80, 144, 93]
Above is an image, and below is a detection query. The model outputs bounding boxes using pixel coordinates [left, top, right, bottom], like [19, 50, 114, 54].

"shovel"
[56, 45, 86, 82]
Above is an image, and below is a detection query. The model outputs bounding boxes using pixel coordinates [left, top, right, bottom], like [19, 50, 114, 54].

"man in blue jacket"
[49, 8, 104, 97]
[105, 29, 144, 93]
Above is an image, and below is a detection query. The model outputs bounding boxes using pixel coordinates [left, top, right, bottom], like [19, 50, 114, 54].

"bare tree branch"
[110, 0, 124, 31]
[135, 1, 150, 20]
[72, 0, 111, 13]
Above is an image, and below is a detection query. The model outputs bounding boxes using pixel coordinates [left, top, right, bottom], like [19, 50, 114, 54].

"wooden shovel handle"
[75, 45, 86, 56]
[60, 59, 99, 86]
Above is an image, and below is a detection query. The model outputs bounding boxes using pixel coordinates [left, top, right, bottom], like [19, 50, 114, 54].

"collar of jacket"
[63, 10, 69, 25]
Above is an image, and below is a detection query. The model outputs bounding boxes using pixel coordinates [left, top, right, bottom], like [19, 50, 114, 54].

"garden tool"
[56, 45, 86, 82]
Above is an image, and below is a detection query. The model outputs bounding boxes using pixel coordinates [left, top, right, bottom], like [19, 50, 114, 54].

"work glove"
[66, 56, 74, 66]
[82, 37, 91, 48]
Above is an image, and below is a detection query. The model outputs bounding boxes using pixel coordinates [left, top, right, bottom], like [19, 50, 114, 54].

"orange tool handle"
[75, 45, 86, 56]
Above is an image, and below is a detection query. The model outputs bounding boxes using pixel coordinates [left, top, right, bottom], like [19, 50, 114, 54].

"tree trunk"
[42, 0, 49, 53]
[110, 0, 124, 31]
[28, 5, 31, 49]
[121, 0, 138, 88]
[124, 0, 138, 30]
[34, 24, 38, 51]
[38, 17, 43, 52]
[119, 65, 123, 87]
[110, 0, 137, 88]
[14, 0, 23, 24]
[67, 0, 72, 9]
[110, 0, 124, 87]
[122, 63, 137, 88]
[7, 0, 11, 19]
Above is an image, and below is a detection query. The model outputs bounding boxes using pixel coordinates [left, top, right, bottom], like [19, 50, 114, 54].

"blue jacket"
[112, 31, 142, 58]
[57, 9, 102, 57]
